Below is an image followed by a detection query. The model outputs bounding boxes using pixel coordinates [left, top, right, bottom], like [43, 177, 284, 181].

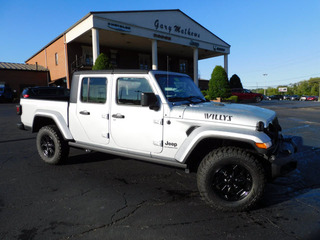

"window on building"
[81, 77, 107, 103]
[179, 60, 188, 73]
[55, 53, 58, 65]
[117, 77, 153, 105]
[139, 54, 150, 70]
[81, 46, 93, 66]
[110, 49, 118, 67]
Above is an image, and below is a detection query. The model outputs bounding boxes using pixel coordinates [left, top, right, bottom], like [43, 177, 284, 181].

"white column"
[193, 48, 199, 87]
[92, 28, 100, 64]
[224, 54, 228, 77]
[63, 34, 70, 89]
[152, 40, 158, 70]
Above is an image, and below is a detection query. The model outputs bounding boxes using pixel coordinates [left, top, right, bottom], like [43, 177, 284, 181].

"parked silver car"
[290, 95, 300, 101]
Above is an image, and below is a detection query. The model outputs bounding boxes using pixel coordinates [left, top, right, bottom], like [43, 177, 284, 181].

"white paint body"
[20, 70, 277, 167]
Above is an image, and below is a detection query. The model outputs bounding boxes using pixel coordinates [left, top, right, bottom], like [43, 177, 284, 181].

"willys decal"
[204, 113, 233, 122]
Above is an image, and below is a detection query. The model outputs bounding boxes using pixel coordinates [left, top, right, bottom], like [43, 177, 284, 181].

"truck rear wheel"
[36, 125, 69, 165]
[197, 147, 266, 211]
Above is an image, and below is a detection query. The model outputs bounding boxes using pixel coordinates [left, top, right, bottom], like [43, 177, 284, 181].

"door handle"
[112, 113, 125, 119]
[80, 110, 90, 115]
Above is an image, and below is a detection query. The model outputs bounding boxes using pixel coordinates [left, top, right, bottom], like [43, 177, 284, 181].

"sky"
[0, 0, 319, 89]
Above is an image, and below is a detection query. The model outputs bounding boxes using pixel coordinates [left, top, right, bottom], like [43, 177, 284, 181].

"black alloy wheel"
[211, 164, 253, 201]
[40, 134, 56, 158]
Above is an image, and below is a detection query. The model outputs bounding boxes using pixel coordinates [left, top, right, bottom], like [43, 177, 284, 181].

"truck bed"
[20, 98, 69, 130]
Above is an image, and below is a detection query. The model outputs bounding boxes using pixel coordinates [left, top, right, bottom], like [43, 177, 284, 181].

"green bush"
[201, 90, 210, 100]
[224, 95, 238, 103]
[92, 53, 113, 70]
[208, 66, 231, 100]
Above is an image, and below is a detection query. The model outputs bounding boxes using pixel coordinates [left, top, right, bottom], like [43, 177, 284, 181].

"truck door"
[74, 76, 110, 145]
[110, 75, 163, 153]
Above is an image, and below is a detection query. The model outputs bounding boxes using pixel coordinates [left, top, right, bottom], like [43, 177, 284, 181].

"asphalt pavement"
[0, 101, 320, 240]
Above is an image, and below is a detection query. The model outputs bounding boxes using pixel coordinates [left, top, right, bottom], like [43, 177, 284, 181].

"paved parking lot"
[250, 100, 320, 147]
[0, 101, 320, 240]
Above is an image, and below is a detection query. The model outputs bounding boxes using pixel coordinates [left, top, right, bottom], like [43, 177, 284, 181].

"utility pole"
[263, 74, 268, 95]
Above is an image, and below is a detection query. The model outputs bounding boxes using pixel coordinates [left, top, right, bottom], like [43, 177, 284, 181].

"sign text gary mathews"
[154, 19, 201, 38]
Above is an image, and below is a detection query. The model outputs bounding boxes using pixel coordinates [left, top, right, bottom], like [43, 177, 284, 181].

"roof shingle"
[0, 62, 48, 71]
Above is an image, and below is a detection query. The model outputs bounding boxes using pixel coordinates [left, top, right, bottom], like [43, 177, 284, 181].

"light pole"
[263, 74, 268, 95]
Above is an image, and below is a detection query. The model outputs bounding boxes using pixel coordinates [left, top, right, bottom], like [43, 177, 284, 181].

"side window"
[81, 77, 107, 103]
[55, 53, 58, 65]
[179, 59, 188, 73]
[117, 78, 152, 105]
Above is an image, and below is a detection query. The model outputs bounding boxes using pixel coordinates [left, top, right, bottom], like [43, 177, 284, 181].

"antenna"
[166, 56, 169, 96]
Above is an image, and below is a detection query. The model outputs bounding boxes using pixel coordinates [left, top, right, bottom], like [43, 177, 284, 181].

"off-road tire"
[197, 147, 266, 212]
[36, 125, 69, 165]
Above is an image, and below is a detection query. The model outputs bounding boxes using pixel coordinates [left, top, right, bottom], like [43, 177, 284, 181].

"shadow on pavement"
[63, 144, 320, 211]
[262, 145, 320, 208]
[64, 151, 121, 165]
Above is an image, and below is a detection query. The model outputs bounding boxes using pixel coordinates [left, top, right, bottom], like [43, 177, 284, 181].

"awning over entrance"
[65, 10, 230, 86]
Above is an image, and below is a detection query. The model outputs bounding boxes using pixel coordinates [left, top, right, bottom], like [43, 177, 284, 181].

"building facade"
[0, 62, 49, 97]
[26, 10, 230, 88]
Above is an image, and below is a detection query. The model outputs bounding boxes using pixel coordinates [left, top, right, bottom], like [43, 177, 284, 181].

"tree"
[92, 53, 113, 70]
[208, 66, 230, 100]
[297, 81, 311, 95]
[229, 74, 243, 89]
[250, 76, 320, 97]
[267, 87, 277, 95]
[311, 84, 318, 96]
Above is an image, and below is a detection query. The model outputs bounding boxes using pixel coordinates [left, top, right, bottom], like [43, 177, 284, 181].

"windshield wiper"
[168, 96, 206, 104]
[188, 96, 207, 102]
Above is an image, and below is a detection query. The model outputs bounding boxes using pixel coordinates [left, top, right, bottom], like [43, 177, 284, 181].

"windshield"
[155, 74, 205, 103]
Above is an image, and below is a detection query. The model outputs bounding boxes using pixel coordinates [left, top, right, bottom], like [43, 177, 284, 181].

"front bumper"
[271, 135, 303, 178]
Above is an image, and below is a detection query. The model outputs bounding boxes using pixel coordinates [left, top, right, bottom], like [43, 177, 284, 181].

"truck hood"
[170, 102, 276, 128]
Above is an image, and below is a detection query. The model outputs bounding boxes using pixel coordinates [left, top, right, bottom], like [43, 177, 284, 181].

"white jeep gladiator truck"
[17, 70, 302, 211]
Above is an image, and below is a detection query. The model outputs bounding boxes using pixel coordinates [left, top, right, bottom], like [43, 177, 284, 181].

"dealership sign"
[278, 87, 287, 92]
[154, 19, 201, 38]
[108, 22, 131, 32]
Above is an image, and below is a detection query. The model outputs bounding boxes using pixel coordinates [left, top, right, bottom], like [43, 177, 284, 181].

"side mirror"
[141, 92, 160, 110]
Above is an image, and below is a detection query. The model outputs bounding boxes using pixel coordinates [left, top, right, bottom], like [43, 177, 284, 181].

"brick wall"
[26, 36, 67, 82]
[0, 69, 48, 96]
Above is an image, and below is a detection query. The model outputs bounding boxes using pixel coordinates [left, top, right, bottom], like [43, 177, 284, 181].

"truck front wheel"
[36, 125, 69, 165]
[197, 147, 266, 211]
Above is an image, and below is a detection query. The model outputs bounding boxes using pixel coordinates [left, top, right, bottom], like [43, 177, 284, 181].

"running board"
[68, 142, 187, 169]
